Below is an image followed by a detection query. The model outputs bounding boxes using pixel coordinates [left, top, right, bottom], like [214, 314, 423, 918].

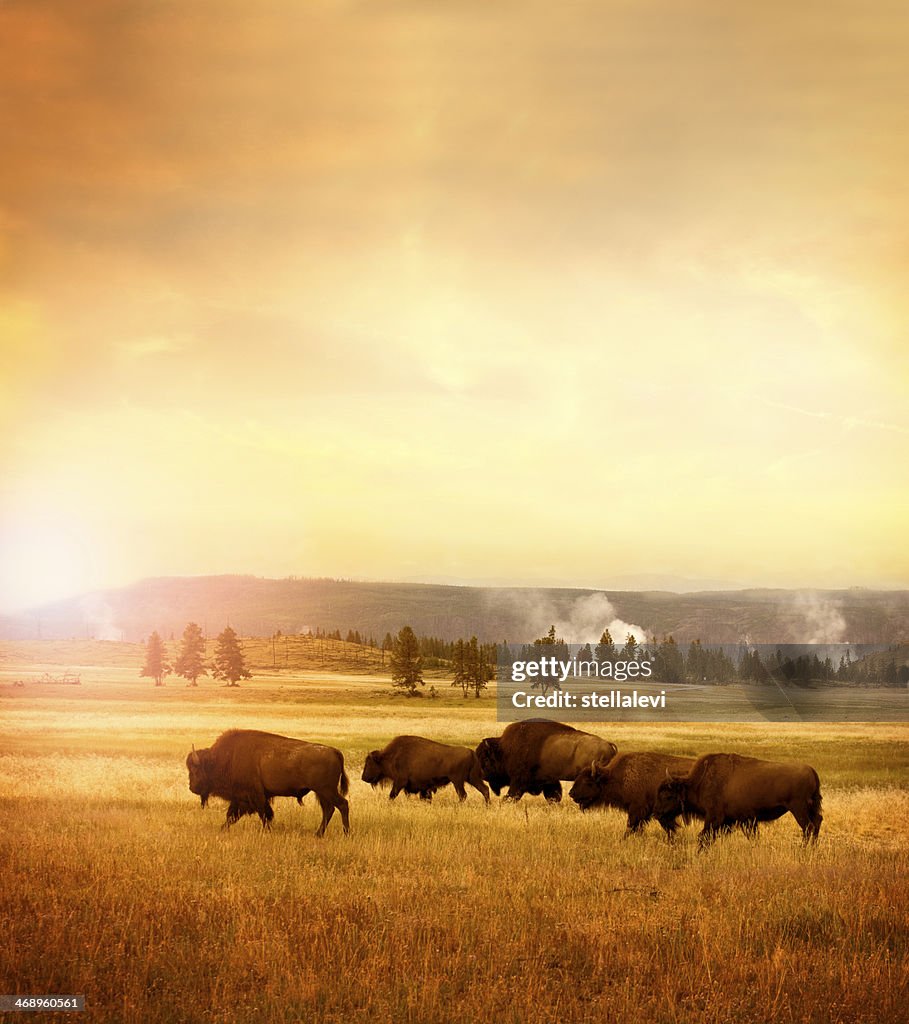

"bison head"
[653, 772, 689, 820]
[361, 751, 386, 787]
[569, 759, 612, 810]
[475, 737, 508, 796]
[186, 746, 212, 807]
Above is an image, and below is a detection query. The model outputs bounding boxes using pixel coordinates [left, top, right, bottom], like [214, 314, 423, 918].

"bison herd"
[186, 720, 823, 847]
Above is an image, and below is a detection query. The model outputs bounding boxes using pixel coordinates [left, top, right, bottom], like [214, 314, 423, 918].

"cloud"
[2, 1, 908, 592]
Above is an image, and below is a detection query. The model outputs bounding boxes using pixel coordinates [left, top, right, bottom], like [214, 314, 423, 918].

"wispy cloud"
[757, 397, 909, 436]
[117, 336, 186, 360]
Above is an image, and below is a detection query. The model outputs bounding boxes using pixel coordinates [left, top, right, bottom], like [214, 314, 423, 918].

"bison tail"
[339, 767, 350, 797]
[805, 771, 823, 841]
[808, 781, 823, 820]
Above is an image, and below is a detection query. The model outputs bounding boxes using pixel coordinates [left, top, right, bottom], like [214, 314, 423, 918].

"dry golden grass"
[1, 665, 907, 1023]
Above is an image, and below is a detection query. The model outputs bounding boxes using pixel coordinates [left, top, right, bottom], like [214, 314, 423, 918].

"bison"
[569, 751, 697, 836]
[186, 728, 350, 836]
[652, 752, 822, 847]
[362, 735, 490, 804]
[475, 720, 617, 802]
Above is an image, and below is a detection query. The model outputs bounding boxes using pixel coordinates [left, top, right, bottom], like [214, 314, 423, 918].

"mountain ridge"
[2, 574, 908, 646]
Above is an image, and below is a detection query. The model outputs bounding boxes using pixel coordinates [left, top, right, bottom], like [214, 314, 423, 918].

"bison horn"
[188, 747, 200, 766]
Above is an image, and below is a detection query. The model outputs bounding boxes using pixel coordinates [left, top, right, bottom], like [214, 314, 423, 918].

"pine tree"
[141, 631, 170, 687]
[390, 625, 424, 695]
[686, 639, 704, 682]
[381, 631, 394, 668]
[654, 635, 684, 684]
[212, 626, 251, 687]
[595, 629, 615, 664]
[173, 622, 207, 687]
[451, 638, 469, 697]
[468, 636, 488, 699]
[536, 625, 558, 645]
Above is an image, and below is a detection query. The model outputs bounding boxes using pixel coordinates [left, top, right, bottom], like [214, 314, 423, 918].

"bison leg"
[388, 782, 402, 800]
[316, 791, 351, 837]
[453, 781, 468, 802]
[543, 783, 562, 804]
[222, 797, 258, 831]
[470, 778, 491, 805]
[315, 795, 335, 837]
[258, 801, 275, 831]
[738, 818, 759, 839]
[698, 822, 721, 848]
[334, 793, 350, 835]
[624, 812, 651, 837]
[503, 785, 525, 802]
[468, 763, 491, 804]
[222, 800, 244, 830]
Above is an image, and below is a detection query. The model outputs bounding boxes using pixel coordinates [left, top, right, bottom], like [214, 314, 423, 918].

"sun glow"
[0, 517, 100, 613]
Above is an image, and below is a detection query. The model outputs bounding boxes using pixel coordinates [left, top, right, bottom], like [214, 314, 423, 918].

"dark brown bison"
[652, 753, 822, 846]
[186, 729, 350, 836]
[362, 735, 490, 804]
[475, 720, 617, 802]
[569, 752, 697, 836]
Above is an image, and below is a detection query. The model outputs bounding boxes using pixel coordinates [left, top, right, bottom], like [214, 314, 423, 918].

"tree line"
[503, 626, 909, 689]
[142, 620, 907, 692]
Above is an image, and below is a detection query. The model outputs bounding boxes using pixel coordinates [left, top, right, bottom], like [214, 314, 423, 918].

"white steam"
[79, 595, 123, 641]
[791, 592, 846, 644]
[553, 593, 648, 646]
[500, 591, 648, 646]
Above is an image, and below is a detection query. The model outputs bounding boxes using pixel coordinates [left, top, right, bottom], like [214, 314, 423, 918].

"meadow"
[1, 648, 908, 1023]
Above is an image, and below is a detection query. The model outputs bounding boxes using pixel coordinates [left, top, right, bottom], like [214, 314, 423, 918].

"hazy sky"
[2, 0, 908, 610]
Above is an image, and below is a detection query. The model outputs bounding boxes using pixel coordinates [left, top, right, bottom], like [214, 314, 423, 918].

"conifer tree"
[451, 638, 470, 697]
[174, 622, 207, 686]
[141, 631, 170, 687]
[468, 636, 488, 699]
[595, 629, 616, 664]
[212, 626, 251, 687]
[390, 625, 424, 695]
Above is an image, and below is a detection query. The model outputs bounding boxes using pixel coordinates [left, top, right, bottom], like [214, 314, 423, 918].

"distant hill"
[1, 575, 908, 645]
[0, 634, 392, 677]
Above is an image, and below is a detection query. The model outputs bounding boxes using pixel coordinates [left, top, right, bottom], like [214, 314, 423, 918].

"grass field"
[1, 650, 908, 1023]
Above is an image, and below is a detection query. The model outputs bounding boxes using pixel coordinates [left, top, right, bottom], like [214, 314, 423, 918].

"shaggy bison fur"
[653, 752, 822, 846]
[570, 751, 697, 836]
[475, 720, 617, 802]
[186, 729, 350, 836]
[362, 735, 490, 803]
